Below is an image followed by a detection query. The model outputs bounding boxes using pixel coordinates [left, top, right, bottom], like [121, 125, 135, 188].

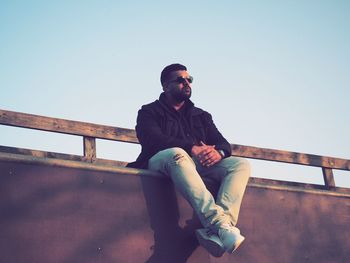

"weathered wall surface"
[1, 161, 349, 263]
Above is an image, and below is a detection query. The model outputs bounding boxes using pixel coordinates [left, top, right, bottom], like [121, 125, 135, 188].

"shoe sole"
[226, 235, 245, 254]
[195, 229, 225, 258]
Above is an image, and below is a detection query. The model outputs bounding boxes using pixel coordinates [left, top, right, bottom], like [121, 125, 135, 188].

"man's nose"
[184, 79, 191, 86]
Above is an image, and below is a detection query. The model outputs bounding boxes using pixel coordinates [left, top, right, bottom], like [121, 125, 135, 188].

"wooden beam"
[322, 168, 336, 189]
[231, 144, 350, 170]
[0, 109, 138, 143]
[0, 145, 83, 161]
[1, 109, 350, 171]
[83, 136, 96, 162]
[0, 145, 128, 167]
[0, 151, 159, 178]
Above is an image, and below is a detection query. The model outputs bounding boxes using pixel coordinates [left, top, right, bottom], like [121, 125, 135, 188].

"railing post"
[83, 136, 96, 162]
[322, 168, 336, 189]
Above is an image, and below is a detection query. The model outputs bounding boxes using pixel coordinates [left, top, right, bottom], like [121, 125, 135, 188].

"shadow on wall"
[140, 175, 220, 263]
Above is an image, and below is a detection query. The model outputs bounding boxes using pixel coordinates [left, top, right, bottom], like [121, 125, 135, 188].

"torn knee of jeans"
[173, 153, 185, 163]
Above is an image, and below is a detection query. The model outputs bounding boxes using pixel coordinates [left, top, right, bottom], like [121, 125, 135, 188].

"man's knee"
[162, 147, 188, 157]
[156, 147, 192, 163]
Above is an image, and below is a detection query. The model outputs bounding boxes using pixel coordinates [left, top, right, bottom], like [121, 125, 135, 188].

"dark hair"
[160, 63, 187, 87]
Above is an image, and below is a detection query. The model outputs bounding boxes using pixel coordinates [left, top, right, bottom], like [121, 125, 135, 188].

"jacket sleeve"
[136, 106, 195, 155]
[202, 112, 232, 158]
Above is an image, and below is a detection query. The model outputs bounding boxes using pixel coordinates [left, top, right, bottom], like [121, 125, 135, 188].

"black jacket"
[127, 93, 231, 168]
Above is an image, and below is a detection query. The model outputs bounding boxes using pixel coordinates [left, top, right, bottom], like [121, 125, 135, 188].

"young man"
[129, 63, 250, 257]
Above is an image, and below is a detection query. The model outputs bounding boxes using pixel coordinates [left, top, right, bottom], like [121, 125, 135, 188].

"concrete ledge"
[1, 159, 350, 263]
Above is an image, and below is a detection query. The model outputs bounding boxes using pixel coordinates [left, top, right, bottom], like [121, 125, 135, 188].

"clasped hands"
[191, 141, 223, 168]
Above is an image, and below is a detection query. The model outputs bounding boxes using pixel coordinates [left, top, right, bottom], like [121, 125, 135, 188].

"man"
[129, 63, 250, 257]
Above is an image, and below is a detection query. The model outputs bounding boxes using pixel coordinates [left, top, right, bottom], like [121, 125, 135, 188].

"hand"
[191, 142, 223, 167]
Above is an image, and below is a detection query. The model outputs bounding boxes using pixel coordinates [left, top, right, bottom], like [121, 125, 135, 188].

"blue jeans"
[148, 147, 250, 234]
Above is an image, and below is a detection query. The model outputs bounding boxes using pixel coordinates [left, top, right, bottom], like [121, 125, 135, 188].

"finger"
[201, 149, 215, 160]
[199, 149, 212, 159]
[206, 158, 219, 167]
[203, 151, 215, 161]
[203, 154, 217, 166]
[205, 153, 222, 165]
[200, 155, 211, 165]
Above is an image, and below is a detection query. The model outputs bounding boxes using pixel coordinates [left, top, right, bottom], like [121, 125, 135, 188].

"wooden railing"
[1, 109, 349, 190]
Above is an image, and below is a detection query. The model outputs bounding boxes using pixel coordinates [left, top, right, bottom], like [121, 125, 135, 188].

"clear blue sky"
[1, 0, 349, 187]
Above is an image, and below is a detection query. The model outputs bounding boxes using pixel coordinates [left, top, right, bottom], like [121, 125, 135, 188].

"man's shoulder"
[140, 99, 160, 109]
[141, 100, 160, 110]
[138, 99, 164, 115]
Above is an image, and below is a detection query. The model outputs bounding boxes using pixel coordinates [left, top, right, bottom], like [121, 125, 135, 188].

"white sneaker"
[195, 228, 225, 257]
[218, 224, 245, 253]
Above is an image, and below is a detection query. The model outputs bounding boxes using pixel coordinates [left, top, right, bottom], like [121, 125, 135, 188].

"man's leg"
[201, 156, 251, 226]
[148, 147, 229, 232]
[196, 156, 250, 253]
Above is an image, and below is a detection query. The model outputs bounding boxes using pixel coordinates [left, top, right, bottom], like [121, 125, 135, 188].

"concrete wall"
[1, 161, 349, 263]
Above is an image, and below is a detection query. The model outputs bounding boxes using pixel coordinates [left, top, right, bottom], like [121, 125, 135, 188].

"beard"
[170, 87, 192, 103]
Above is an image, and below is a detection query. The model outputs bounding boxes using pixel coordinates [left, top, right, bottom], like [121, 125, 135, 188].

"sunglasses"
[170, 76, 194, 85]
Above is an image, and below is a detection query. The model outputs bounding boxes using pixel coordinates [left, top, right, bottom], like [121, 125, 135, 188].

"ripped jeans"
[148, 147, 250, 234]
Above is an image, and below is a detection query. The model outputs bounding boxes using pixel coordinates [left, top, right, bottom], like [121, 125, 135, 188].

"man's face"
[164, 70, 193, 103]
